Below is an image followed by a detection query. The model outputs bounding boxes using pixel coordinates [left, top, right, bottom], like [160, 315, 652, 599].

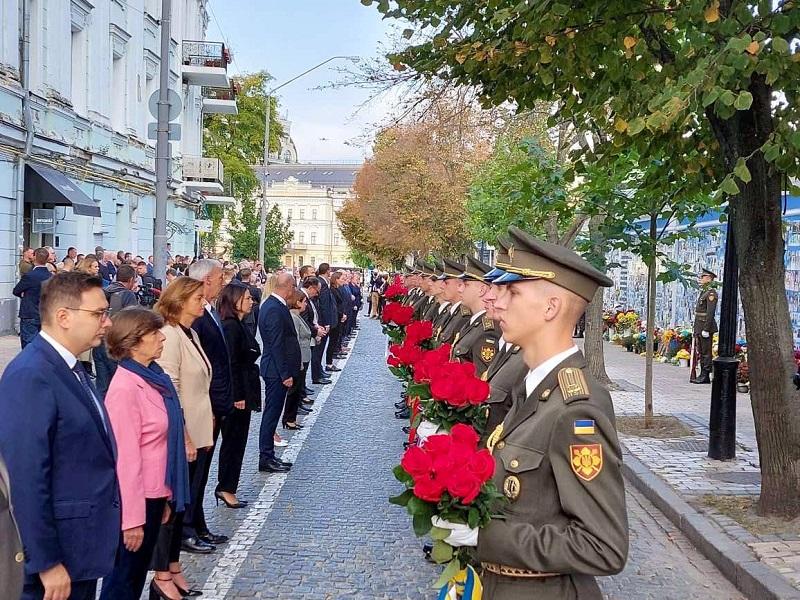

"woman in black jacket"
[216, 283, 261, 509]
[325, 272, 345, 371]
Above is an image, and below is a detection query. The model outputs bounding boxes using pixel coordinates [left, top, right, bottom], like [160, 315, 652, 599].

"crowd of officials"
[0, 252, 362, 600]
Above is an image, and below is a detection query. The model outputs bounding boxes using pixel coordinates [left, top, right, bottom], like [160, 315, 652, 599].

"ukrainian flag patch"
[574, 419, 596, 435]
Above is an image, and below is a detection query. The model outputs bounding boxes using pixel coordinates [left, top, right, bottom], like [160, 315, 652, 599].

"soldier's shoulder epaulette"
[460, 305, 472, 317]
[557, 367, 591, 404]
[482, 316, 495, 331]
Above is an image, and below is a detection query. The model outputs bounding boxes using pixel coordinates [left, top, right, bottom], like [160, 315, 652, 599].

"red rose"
[413, 476, 446, 503]
[450, 423, 480, 450]
[430, 374, 458, 403]
[387, 355, 401, 368]
[467, 449, 496, 482]
[400, 445, 432, 479]
[445, 472, 483, 505]
[464, 379, 490, 405]
[405, 320, 434, 345]
[422, 433, 452, 455]
[384, 282, 409, 300]
[390, 341, 424, 366]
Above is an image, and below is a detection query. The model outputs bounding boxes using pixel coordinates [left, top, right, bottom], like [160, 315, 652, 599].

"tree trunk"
[644, 214, 657, 427]
[585, 215, 612, 385]
[712, 74, 800, 517]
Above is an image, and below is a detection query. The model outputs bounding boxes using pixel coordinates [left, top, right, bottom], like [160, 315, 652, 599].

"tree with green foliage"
[203, 71, 292, 264]
[367, 0, 800, 515]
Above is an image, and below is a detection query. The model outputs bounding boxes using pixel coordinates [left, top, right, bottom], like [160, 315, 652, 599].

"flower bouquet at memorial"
[386, 320, 436, 383]
[384, 277, 409, 302]
[390, 424, 504, 593]
[409, 359, 491, 435]
[381, 301, 415, 343]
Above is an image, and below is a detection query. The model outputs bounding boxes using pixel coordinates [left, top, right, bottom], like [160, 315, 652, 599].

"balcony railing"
[182, 40, 231, 69]
[183, 157, 224, 183]
[202, 83, 237, 101]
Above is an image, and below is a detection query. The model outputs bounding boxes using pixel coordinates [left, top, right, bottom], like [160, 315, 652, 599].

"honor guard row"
[400, 226, 629, 599]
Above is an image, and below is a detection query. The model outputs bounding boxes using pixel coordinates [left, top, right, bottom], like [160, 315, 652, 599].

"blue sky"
[207, 0, 395, 163]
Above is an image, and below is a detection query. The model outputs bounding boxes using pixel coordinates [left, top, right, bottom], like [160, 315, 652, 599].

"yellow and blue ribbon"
[437, 565, 483, 600]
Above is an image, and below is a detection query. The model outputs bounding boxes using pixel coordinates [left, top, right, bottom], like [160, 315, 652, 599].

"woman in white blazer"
[151, 277, 213, 600]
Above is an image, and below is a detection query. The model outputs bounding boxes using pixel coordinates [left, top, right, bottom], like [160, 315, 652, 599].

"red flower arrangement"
[384, 281, 410, 301]
[404, 319, 434, 346]
[381, 301, 415, 343]
[391, 423, 504, 575]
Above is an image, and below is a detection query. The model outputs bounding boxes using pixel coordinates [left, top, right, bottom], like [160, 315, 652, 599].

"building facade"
[256, 163, 361, 269]
[0, 0, 235, 333]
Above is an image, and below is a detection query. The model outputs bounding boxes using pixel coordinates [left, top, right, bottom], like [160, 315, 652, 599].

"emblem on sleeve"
[503, 475, 521, 500]
[570, 444, 603, 481]
[573, 419, 596, 435]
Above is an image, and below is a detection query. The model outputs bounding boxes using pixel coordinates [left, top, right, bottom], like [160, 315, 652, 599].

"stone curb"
[621, 446, 800, 600]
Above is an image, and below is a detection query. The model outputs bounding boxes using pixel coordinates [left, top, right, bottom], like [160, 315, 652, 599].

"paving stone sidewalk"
[599, 341, 800, 593]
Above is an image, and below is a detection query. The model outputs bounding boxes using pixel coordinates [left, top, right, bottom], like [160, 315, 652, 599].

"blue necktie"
[72, 362, 108, 434]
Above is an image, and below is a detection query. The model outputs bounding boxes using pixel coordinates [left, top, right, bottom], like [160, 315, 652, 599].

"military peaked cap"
[494, 226, 613, 301]
[438, 258, 466, 280]
[461, 255, 493, 281]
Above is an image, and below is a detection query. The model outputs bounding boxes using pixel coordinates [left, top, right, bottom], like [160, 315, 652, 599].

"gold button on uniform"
[510, 459, 519, 469]
[14, 551, 24, 563]
[497, 441, 505, 450]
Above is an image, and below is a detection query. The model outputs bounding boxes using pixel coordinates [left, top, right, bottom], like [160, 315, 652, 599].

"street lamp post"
[708, 205, 739, 460]
[258, 56, 357, 265]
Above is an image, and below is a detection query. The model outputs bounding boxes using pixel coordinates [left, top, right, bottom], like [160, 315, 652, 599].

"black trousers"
[183, 422, 220, 538]
[697, 333, 713, 374]
[151, 509, 183, 570]
[283, 362, 308, 425]
[326, 325, 341, 365]
[311, 340, 326, 381]
[22, 579, 96, 600]
[217, 408, 252, 495]
[100, 497, 167, 600]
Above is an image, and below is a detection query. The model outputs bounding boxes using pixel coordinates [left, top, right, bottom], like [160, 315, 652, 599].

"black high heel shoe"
[149, 578, 185, 600]
[214, 491, 248, 509]
[283, 422, 304, 430]
[170, 571, 203, 597]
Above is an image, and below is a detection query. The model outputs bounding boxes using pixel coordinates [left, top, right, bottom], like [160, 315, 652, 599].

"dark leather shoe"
[402, 426, 411, 434]
[302, 398, 315, 405]
[312, 379, 332, 385]
[395, 409, 410, 419]
[297, 407, 312, 415]
[334, 354, 348, 359]
[259, 458, 291, 473]
[198, 532, 229, 545]
[276, 458, 293, 467]
[181, 536, 215, 554]
[327, 365, 342, 372]
[395, 401, 406, 409]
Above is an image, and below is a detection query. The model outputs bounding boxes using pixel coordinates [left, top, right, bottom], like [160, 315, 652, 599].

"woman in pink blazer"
[100, 308, 190, 600]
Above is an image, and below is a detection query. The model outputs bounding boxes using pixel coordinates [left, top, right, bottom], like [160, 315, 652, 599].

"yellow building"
[256, 163, 362, 269]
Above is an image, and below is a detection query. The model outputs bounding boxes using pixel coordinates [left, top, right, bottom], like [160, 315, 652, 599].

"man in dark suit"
[312, 263, 335, 384]
[258, 272, 302, 473]
[0, 272, 120, 600]
[185, 259, 232, 551]
[12, 247, 52, 348]
[0, 451, 23, 600]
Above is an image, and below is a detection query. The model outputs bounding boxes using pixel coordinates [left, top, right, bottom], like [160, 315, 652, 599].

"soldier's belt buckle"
[481, 562, 559, 578]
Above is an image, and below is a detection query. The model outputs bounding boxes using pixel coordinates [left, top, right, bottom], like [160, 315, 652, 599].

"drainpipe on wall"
[15, 0, 34, 266]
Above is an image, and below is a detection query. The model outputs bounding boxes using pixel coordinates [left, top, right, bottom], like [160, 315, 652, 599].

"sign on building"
[32, 209, 56, 233]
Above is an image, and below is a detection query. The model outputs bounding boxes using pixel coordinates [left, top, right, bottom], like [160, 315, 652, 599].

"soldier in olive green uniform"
[436, 227, 628, 600]
[451, 256, 500, 377]
[691, 268, 718, 384]
[436, 258, 472, 345]
[411, 260, 436, 320]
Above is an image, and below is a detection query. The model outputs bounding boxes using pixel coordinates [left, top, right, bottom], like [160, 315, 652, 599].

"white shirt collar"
[524, 346, 580, 398]
[437, 301, 451, 314]
[270, 292, 287, 306]
[469, 309, 486, 325]
[39, 330, 78, 369]
[448, 300, 462, 315]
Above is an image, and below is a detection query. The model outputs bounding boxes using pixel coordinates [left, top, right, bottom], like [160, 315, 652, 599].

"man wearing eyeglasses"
[0, 272, 120, 600]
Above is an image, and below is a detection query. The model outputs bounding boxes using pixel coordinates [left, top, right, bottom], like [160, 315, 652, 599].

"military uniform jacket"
[693, 287, 718, 334]
[477, 351, 628, 597]
[403, 288, 420, 307]
[483, 344, 528, 441]
[420, 297, 439, 322]
[438, 304, 471, 346]
[412, 292, 432, 320]
[431, 303, 454, 337]
[452, 314, 500, 377]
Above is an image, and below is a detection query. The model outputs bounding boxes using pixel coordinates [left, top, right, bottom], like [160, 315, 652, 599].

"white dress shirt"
[524, 346, 580, 398]
[270, 292, 287, 306]
[448, 301, 462, 315]
[437, 301, 451, 314]
[469, 309, 486, 325]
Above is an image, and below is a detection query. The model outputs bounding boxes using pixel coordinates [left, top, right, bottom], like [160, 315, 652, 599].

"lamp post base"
[708, 356, 739, 460]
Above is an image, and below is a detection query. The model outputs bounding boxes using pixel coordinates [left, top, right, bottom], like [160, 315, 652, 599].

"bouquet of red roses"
[386, 320, 436, 382]
[408, 360, 491, 434]
[391, 424, 504, 587]
[384, 279, 409, 301]
[381, 301, 415, 343]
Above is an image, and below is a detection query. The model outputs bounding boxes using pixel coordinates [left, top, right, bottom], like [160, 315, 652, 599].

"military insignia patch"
[570, 444, 603, 481]
[558, 367, 590, 402]
[503, 475, 521, 500]
[482, 316, 494, 331]
[480, 370, 489, 382]
[480, 344, 496, 363]
[573, 419, 596, 435]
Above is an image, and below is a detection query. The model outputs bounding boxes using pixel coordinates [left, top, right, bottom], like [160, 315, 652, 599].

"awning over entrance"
[25, 164, 101, 217]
